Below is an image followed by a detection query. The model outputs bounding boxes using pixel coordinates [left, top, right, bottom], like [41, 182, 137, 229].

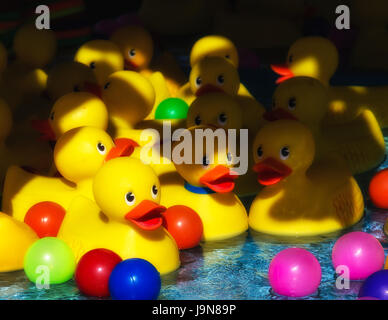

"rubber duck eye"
[97, 142, 106, 155]
[218, 113, 227, 126]
[288, 55, 293, 63]
[129, 49, 136, 58]
[288, 97, 296, 110]
[73, 85, 80, 92]
[125, 192, 136, 206]
[104, 82, 111, 90]
[280, 146, 290, 160]
[49, 112, 54, 121]
[272, 100, 276, 108]
[194, 115, 201, 125]
[217, 74, 225, 85]
[257, 145, 263, 159]
[225, 54, 230, 59]
[89, 62, 96, 69]
[151, 185, 158, 199]
[202, 155, 210, 168]
[195, 77, 202, 87]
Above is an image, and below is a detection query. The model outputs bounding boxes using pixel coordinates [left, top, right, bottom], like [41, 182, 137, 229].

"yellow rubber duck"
[110, 25, 186, 97]
[0, 212, 38, 272]
[2, 126, 137, 222]
[74, 40, 124, 86]
[271, 36, 388, 128]
[58, 157, 180, 275]
[0, 98, 52, 184]
[46, 61, 101, 101]
[33, 91, 109, 141]
[267, 76, 385, 174]
[160, 125, 248, 241]
[249, 119, 364, 237]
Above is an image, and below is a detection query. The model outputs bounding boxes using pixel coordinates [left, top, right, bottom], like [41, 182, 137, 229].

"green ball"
[24, 237, 76, 285]
[155, 98, 189, 120]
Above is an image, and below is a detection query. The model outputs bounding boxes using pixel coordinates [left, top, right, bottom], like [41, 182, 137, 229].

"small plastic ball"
[268, 248, 321, 297]
[75, 249, 122, 297]
[24, 201, 66, 238]
[155, 98, 189, 120]
[24, 237, 76, 284]
[369, 168, 388, 209]
[109, 258, 161, 300]
[359, 270, 388, 300]
[162, 205, 203, 250]
[332, 231, 384, 280]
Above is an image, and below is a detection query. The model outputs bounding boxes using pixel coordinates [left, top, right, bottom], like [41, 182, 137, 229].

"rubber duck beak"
[125, 199, 166, 231]
[84, 81, 102, 99]
[270, 64, 294, 84]
[253, 157, 292, 186]
[263, 109, 298, 122]
[31, 119, 56, 141]
[105, 138, 139, 162]
[199, 165, 238, 193]
[124, 59, 139, 71]
[196, 84, 224, 97]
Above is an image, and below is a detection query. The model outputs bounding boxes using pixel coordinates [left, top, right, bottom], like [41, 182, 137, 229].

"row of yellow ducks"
[0, 26, 386, 275]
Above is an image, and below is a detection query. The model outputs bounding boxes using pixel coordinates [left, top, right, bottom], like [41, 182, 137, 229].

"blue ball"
[108, 258, 161, 300]
[359, 270, 388, 300]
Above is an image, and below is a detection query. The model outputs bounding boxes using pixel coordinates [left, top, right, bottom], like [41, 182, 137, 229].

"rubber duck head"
[189, 56, 240, 97]
[13, 23, 57, 69]
[271, 37, 339, 86]
[110, 25, 154, 71]
[0, 42, 7, 75]
[46, 61, 101, 101]
[173, 125, 238, 193]
[252, 119, 315, 186]
[190, 35, 239, 68]
[265, 76, 329, 127]
[0, 98, 13, 143]
[74, 40, 124, 86]
[187, 92, 243, 130]
[54, 126, 137, 184]
[93, 157, 166, 230]
[102, 70, 155, 128]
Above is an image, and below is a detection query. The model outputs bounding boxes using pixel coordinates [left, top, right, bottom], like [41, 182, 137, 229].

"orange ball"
[24, 201, 66, 238]
[369, 168, 388, 209]
[162, 205, 203, 250]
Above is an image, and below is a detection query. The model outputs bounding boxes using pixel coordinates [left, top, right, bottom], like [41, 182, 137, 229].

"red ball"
[75, 248, 122, 297]
[24, 201, 66, 238]
[369, 168, 388, 209]
[162, 205, 203, 250]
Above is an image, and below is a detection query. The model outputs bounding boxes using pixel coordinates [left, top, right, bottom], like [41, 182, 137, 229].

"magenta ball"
[332, 231, 384, 280]
[268, 248, 322, 297]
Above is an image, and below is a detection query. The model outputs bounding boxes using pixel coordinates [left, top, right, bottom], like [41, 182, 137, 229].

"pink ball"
[268, 248, 322, 297]
[332, 231, 384, 280]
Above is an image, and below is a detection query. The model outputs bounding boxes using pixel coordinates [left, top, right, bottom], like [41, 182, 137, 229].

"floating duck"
[110, 25, 186, 97]
[160, 126, 248, 241]
[33, 91, 109, 142]
[46, 61, 101, 101]
[267, 76, 385, 174]
[58, 157, 180, 275]
[249, 119, 364, 237]
[2, 126, 136, 222]
[271, 36, 388, 128]
[74, 40, 124, 86]
[0, 212, 38, 272]
[0, 98, 52, 184]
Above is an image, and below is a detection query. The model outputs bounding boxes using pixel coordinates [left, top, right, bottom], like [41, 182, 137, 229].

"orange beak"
[105, 138, 139, 162]
[199, 165, 238, 193]
[271, 64, 294, 84]
[196, 84, 224, 97]
[84, 81, 102, 99]
[253, 157, 292, 186]
[125, 199, 166, 231]
[31, 119, 56, 141]
[263, 109, 298, 122]
[124, 59, 139, 71]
